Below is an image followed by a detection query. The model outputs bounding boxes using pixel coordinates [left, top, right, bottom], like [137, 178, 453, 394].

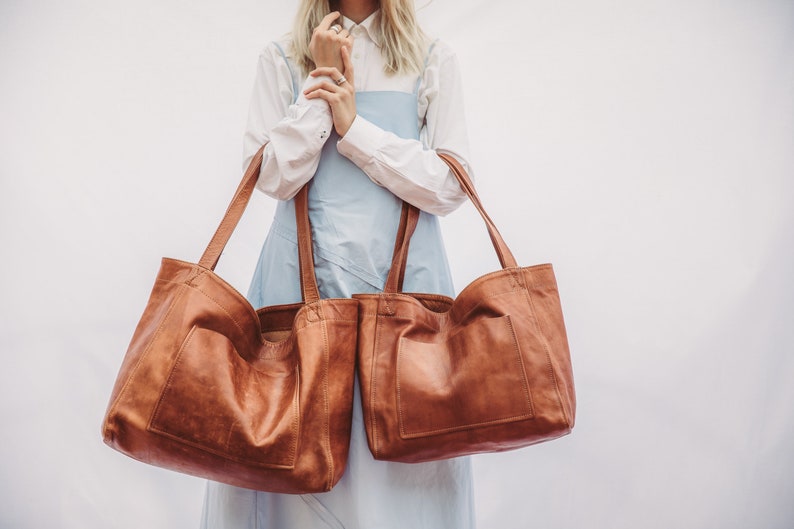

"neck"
[338, 0, 378, 24]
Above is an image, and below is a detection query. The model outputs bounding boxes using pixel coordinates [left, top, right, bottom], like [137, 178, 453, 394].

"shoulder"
[419, 38, 462, 90]
[418, 38, 462, 92]
[423, 38, 460, 70]
[255, 36, 301, 89]
[251, 37, 301, 103]
[257, 36, 296, 67]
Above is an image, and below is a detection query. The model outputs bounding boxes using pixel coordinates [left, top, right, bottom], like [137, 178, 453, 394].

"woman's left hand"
[304, 46, 356, 137]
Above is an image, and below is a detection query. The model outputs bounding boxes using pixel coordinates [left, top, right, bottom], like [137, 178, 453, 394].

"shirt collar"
[340, 10, 382, 47]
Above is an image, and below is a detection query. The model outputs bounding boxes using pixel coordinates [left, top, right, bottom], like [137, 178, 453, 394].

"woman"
[201, 0, 475, 527]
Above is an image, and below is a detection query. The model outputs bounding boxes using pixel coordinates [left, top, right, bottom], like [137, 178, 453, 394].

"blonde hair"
[291, 0, 427, 76]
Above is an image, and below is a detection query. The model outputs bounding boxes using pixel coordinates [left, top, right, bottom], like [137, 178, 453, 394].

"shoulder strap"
[273, 41, 299, 104]
[198, 144, 320, 303]
[383, 155, 519, 293]
[198, 146, 265, 272]
[413, 39, 439, 96]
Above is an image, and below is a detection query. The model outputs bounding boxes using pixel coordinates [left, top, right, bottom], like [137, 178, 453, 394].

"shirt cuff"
[336, 116, 388, 179]
[296, 75, 334, 109]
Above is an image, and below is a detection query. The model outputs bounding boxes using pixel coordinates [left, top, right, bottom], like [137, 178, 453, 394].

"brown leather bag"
[354, 153, 576, 463]
[101, 146, 358, 493]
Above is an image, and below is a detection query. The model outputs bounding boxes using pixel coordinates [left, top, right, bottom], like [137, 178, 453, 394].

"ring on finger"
[330, 24, 342, 34]
[335, 75, 347, 85]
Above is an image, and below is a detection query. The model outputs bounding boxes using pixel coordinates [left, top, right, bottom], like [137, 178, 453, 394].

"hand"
[304, 46, 357, 137]
[309, 11, 353, 72]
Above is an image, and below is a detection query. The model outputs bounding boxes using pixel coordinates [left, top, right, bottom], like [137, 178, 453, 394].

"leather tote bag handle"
[439, 153, 518, 269]
[197, 145, 320, 303]
[384, 154, 518, 293]
[383, 202, 418, 293]
[294, 181, 320, 303]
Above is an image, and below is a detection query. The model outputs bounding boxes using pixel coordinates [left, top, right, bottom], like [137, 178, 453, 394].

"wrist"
[337, 114, 356, 137]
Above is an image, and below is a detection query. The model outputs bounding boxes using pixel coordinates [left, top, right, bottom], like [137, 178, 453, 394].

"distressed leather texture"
[354, 154, 576, 463]
[102, 146, 358, 493]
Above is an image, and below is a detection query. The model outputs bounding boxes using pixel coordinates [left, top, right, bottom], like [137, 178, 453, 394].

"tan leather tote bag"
[354, 154, 576, 463]
[102, 146, 359, 493]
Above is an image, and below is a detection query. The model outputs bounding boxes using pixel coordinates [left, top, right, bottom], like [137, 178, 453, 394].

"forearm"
[336, 115, 469, 216]
[243, 45, 335, 200]
[336, 44, 472, 216]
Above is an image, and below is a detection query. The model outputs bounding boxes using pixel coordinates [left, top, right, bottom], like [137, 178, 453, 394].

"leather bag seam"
[370, 311, 384, 458]
[105, 282, 188, 425]
[319, 305, 334, 490]
[522, 271, 568, 425]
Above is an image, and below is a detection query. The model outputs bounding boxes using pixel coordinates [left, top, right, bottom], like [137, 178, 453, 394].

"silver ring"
[330, 24, 342, 34]
[335, 75, 347, 86]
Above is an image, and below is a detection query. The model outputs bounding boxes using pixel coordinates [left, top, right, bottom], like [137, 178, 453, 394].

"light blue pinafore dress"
[201, 47, 474, 529]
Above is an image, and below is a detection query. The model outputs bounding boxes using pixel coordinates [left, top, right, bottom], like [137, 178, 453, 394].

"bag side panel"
[102, 259, 199, 443]
[523, 265, 576, 428]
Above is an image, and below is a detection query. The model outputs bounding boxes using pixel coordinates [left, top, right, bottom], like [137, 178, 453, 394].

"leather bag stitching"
[104, 282, 189, 426]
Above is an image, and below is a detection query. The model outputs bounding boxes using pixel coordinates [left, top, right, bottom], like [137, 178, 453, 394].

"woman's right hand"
[309, 12, 352, 72]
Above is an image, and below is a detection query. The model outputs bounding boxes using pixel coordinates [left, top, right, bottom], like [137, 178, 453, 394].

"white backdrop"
[1, 1, 792, 527]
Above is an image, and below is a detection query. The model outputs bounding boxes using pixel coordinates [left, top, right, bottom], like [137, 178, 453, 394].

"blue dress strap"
[272, 41, 299, 104]
[413, 38, 439, 95]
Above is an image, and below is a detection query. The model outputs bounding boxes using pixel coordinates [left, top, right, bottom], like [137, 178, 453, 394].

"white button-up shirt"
[242, 11, 472, 216]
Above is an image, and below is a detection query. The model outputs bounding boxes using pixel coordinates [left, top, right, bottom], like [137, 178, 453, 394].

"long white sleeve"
[336, 41, 471, 217]
[242, 43, 335, 200]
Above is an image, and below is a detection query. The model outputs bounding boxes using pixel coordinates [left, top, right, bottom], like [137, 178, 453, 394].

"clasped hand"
[304, 11, 357, 137]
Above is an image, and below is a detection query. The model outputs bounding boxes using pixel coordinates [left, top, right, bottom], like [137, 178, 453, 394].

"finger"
[316, 11, 341, 32]
[341, 46, 354, 82]
[303, 88, 339, 106]
[304, 81, 341, 96]
[304, 88, 328, 99]
[310, 66, 343, 79]
[304, 89, 328, 102]
[341, 33, 354, 49]
[338, 29, 350, 39]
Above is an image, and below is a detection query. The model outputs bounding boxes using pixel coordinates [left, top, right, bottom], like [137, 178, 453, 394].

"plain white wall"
[1, 0, 792, 527]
